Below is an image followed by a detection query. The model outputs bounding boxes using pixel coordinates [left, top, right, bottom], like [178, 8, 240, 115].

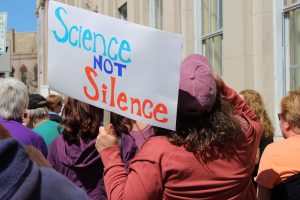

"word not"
[94, 55, 126, 77]
[83, 66, 169, 123]
[52, 6, 132, 64]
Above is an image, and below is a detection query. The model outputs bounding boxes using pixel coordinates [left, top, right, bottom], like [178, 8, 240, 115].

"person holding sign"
[95, 54, 262, 199]
[111, 113, 154, 170]
[48, 98, 106, 200]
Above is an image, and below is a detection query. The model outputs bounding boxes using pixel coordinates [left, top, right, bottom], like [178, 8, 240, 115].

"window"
[119, 3, 128, 21]
[155, 0, 163, 29]
[284, 0, 300, 6]
[20, 64, 27, 84]
[149, 0, 163, 29]
[202, 0, 223, 75]
[283, 1, 300, 91]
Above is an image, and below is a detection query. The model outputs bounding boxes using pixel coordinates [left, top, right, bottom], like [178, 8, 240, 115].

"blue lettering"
[93, 33, 107, 56]
[104, 59, 113, 74]
[69, 26, 78, 47]
[107, 37, 118, 61]
[93, 55, 103, 71]
[119, 40, 132, 63]
[114, 62, 126, 77]
[82, 29, 92, 51]
[78, 26, 83, 48]
[52, 7, 69, 43]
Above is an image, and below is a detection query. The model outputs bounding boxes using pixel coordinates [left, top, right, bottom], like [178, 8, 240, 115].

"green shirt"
[33, 120, 60, 150]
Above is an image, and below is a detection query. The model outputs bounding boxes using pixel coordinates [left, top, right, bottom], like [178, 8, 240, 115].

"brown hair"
[46, 94, 63, 112]
[240, 89, 274, 138]
[166, 95, 242, 155]
[111, 113, 134, 134]
[280, 91, 300, 131]
[60, 97, 103, 143]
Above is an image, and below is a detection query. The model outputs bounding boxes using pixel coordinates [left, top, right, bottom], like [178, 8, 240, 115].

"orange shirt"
[256, 135, 300, 188]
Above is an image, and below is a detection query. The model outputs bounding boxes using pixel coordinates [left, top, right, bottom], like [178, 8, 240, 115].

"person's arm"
[257, 184, 271, 200]
[100, 145, 163, 200]
[215, 76, 262, 141]
[215, 75, 258, 121]
[96, 126, 163, 200]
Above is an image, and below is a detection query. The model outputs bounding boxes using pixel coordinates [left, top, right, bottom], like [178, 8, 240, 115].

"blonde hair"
[240, 89, 274, 138]
[280, 91, 300, 130]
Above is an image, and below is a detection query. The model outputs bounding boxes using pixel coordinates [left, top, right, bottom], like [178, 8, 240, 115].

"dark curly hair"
[166, 94, 242, 156]
[60, 98, 103, 143]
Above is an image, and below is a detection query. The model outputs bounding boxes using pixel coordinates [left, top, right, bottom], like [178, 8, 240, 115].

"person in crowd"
[0, 78, 48, 157]
[96, 54, 262, 199]
[111, 114, 154, 170]
[46, 94, 63, 123]
[0, 123, 89, 200]
[256, 91, 300, 199]
[48, 97, 106, 200]
[27, 94, 60, 150]
[240, 89, 274, 187]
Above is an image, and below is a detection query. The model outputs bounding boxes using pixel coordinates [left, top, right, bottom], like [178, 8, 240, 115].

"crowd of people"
[0, 54, 300, 200]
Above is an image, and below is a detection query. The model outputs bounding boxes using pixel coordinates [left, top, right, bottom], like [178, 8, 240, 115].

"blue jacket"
[0, 138, 89, 200]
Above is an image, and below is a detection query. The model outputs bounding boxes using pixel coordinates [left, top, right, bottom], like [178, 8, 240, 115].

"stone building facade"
[6, 29, 38, 93]
[36, 0, 300, 137]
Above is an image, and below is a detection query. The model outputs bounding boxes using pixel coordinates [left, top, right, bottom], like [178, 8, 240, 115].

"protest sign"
[48, 1, 182, 130]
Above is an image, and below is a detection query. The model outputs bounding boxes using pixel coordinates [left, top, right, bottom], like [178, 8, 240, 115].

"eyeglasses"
[278, 113, 283, 120]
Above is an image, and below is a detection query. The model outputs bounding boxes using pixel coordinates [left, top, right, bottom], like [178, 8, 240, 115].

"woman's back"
[48, 135, 106, 200]
[48, 97, 105, 200]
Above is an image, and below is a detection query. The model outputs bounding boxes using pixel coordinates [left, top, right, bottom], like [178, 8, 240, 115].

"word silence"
[84, 66, 168, 123]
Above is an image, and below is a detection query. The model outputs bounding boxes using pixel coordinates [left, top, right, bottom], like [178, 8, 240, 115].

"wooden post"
[103, 110, 111, 132]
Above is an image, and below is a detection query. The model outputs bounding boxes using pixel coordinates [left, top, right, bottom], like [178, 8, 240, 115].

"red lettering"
[142, 99, 153, 119]
[101, 84, 107, 104]
[130, 97, 142, 116]
[117, 92, 128, 111]
[83, 66, 99, 101]
[109, 76, 116, 107]
[153, 103, 168, 123]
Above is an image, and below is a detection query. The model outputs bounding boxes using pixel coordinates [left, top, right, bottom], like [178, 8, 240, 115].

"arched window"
[20, 64, 28, 84]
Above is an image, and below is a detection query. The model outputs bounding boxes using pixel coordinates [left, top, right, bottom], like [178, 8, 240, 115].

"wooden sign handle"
[103, 110, 111, 132]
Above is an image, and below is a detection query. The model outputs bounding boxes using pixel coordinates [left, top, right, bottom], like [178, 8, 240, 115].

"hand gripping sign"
[48, 1, 182, 130]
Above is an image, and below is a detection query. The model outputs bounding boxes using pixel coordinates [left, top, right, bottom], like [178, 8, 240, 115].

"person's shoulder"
[49, 134, 62, 149]
[133, 136, 176, 162]
[46, 119, 59, 126]
[144, 136, 174, 149]
[39, 168, 89, 199]
[267, 139, 288, 149]
[261, 140, 285, 159]
[19, 124, 44, 140]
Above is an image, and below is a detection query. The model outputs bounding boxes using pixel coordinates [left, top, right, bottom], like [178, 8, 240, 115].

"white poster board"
[48, 1, 182, 130]
[0, 12, 7, 53]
